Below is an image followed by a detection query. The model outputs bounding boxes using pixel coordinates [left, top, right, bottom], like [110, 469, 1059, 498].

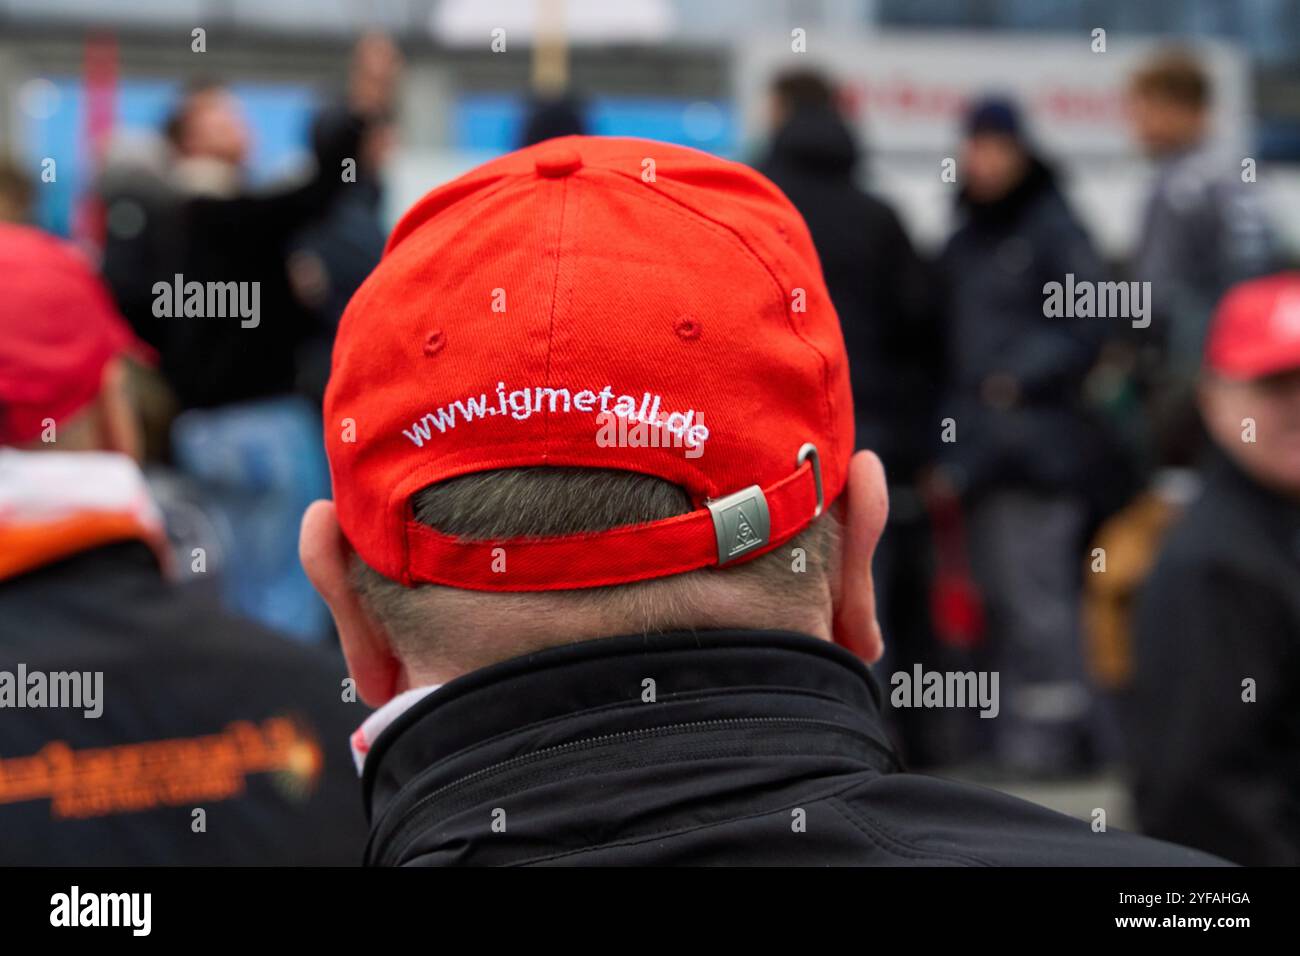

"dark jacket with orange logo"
[0, 542, 367, 865]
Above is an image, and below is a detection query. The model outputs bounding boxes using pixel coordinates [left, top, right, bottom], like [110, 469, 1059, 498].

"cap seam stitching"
[540, 176, 571, 463]
[593, 166, 837, 452]
[385, 174, 525, 255]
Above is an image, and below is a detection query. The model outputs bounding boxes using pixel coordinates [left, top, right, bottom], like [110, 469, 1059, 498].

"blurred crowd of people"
[757, 50, 1295, 866]
[0, 38, 1296, 866]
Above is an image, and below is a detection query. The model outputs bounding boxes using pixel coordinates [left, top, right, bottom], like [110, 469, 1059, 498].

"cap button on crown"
[535, 147, 583, 178]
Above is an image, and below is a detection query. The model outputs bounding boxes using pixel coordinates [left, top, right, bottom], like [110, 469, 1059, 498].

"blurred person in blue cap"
[934, 94, 1114, 776]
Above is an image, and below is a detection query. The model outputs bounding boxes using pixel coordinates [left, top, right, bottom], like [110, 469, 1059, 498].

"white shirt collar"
[350, 684, 441, 775]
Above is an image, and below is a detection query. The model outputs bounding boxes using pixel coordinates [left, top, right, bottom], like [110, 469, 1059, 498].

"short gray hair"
[350, 467, 838, 671]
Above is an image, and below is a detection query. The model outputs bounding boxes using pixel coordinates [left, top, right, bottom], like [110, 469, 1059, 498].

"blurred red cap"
[0, 223, 147, 445]
[1205, 272, 1300, 380]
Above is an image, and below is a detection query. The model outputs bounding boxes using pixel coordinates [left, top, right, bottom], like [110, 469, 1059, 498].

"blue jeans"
[171, 396, 331, 643]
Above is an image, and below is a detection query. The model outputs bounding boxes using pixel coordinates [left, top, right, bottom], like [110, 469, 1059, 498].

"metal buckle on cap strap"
[707, 442, 823, 566]
[707, 485, 771, 565]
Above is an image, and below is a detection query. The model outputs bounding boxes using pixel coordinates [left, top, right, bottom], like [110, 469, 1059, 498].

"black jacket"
[290, 175, 387, 403]
[363, 629, 1222, 865]
[939, 159, 1110, 497]
[161, 111, 366, 409]
[759, 110, 940, 479]
[0, 542, 367, 865]
[1128, 453, 1300, 865]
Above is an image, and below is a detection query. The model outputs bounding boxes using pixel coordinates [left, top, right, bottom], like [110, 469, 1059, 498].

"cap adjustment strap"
[404, 447, 825, 591]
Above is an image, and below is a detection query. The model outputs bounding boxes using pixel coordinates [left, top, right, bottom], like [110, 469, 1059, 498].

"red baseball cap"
[326, 136, 853, 591]
[1205, 271, 1300, 380]
[0, 224, 145, 446]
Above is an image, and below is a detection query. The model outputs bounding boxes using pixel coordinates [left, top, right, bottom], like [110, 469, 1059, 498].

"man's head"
[1201, 273, 1300, 500]
[164, 78, 251, 167]
[348, 32, 403, 118]
[959, 96, 1031, 204]
[768, 69, 839, 128]
[0, 224, 142, 458]
[300, 136, 888, 705]
[1127, 49, 1211, 157]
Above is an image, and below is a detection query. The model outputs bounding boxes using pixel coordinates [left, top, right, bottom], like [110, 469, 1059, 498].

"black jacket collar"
[362, 629, 899, 858]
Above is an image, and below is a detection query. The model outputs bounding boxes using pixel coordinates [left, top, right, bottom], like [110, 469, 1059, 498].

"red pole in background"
[73, 31, 118, 255]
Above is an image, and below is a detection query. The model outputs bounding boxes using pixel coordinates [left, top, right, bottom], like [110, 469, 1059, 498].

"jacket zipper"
[372, 716, 896, 865]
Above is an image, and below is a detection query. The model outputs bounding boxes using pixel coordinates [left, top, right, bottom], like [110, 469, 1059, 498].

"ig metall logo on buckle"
[706, 444, 820, 565]
[707, 486, 771, 564]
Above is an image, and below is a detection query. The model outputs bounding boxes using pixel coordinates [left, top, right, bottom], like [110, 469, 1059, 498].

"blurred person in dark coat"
[124, 35, 402, 642]
[292, 113, 392, 403]
[288, 34, 403, 403]
[290, 108, 398, 403]
[154, 76, 362, 641]
[98, 132, 182, 356]
[758, 69, 949, 765]
[759, 70, 940, 493]
[0, 224, 366, 864]
[1128, 49, 1278, 383]
[1127, 272, 1300, 865]
[937, 97, 1111, 775]
[161, 76, 366, 410]
[97, 135, 187, 464]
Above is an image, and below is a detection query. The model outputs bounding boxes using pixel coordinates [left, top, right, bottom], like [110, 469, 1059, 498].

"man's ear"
[300, 500, 403, 707]
[832, 450, 889, 663]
